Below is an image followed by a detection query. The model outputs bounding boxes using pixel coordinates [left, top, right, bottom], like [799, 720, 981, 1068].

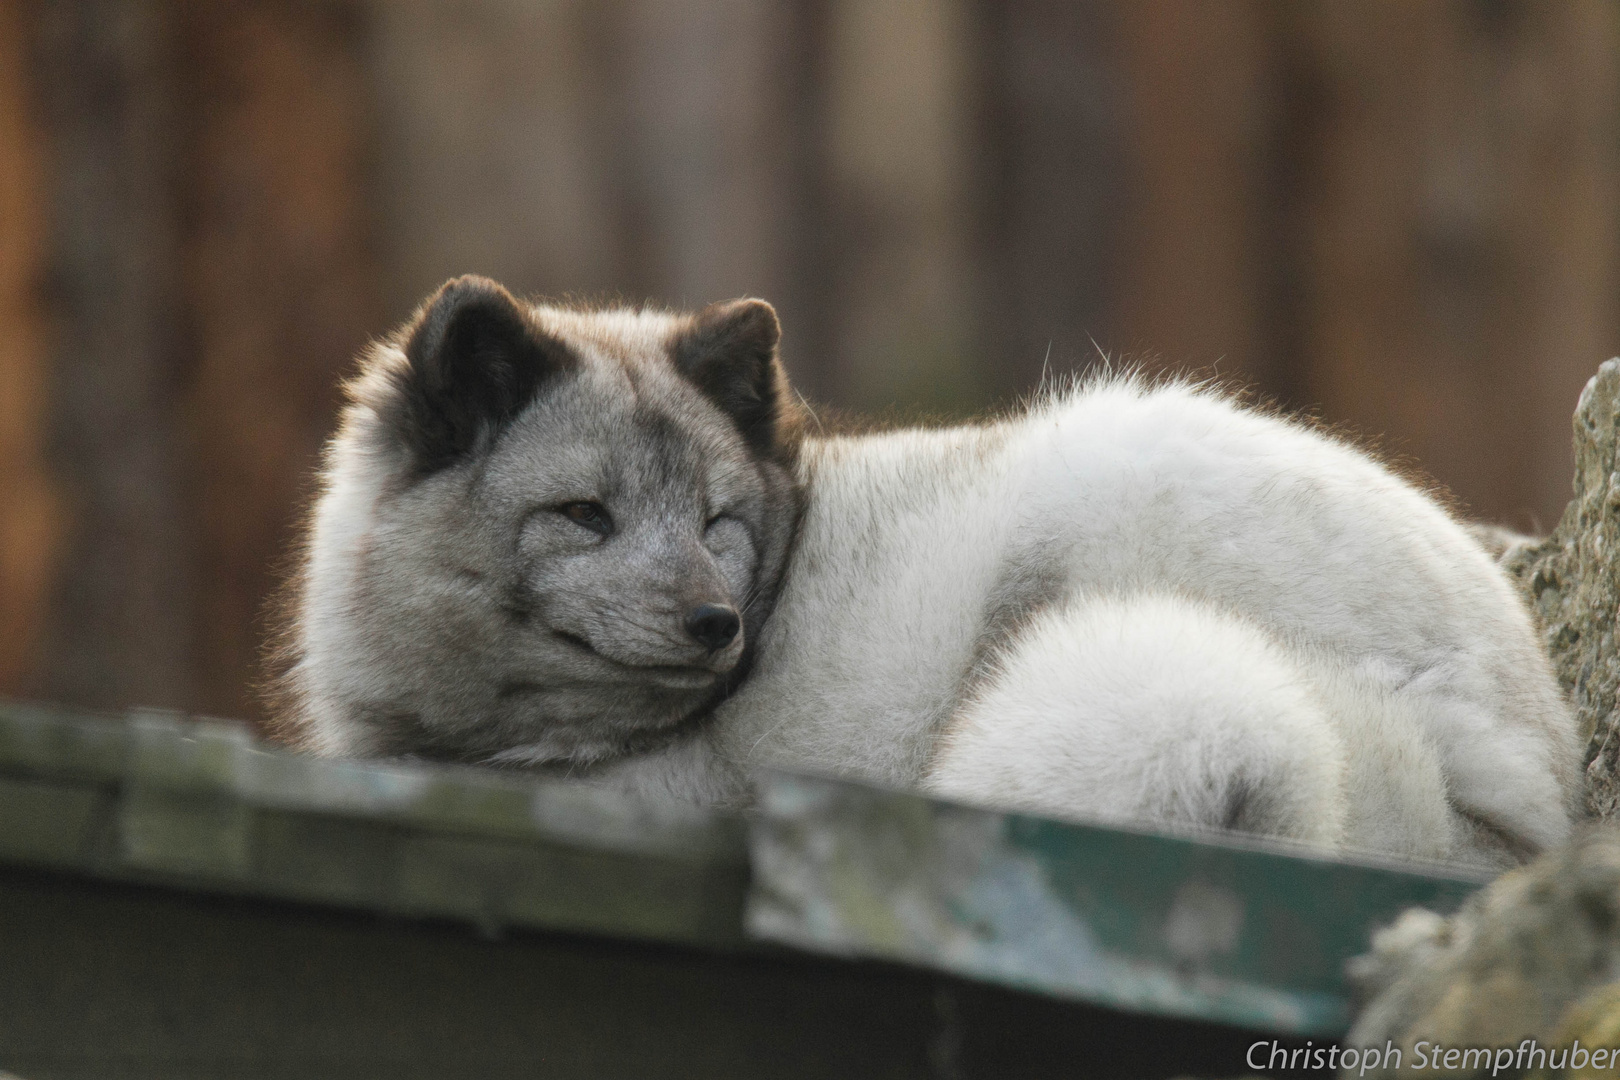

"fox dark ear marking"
[390, 275, 569, 474]
[674, 298, 797, 459]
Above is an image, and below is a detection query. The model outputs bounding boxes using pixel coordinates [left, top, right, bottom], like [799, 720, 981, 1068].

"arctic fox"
[271, 275, 1578, 869]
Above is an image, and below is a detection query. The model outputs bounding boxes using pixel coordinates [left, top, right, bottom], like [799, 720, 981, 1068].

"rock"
[1331, 367, 1620, 1079]
[1343, 825, 1620, 1079]
[1526, 982, 1620, 1080]
[1502, 358, 1620, 819]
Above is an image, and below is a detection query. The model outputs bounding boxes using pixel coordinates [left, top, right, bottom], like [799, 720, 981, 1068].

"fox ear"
[674, 298, 798, 458]
[390, 275, 568, 473]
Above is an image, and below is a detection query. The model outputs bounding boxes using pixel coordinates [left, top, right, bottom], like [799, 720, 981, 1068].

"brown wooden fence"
[1, 0, 1616, 726]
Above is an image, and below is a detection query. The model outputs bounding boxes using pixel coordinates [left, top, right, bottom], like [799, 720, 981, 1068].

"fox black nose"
[685, 603, 740, 651]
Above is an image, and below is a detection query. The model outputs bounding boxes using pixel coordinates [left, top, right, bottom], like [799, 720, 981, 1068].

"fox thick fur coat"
[273, 276, 1578, 870]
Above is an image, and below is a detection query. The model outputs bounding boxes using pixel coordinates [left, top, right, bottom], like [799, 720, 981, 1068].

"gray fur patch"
[272, 288, 803, 770]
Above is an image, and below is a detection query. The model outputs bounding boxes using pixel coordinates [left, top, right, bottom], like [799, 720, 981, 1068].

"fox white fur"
[275, 276, 1578, 870]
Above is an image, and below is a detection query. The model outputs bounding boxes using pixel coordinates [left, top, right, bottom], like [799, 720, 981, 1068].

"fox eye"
[557, 501, 612, 537]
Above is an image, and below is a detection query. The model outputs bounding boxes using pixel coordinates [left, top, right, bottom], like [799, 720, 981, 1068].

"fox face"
[280, 277, 803, 767]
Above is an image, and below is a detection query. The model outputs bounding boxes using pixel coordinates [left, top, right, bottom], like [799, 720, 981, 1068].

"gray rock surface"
[1343, 825, 1620, 1079]
[1340, 366, 1620, 1078]
[1502, 358, 1620, 819]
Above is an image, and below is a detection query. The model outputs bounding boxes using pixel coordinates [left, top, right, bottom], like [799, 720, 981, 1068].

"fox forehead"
[528, 302, 690, 366]
[521, 303, 735, 430]
[479, 345, 764, 513]
[488, 396, 714, 507]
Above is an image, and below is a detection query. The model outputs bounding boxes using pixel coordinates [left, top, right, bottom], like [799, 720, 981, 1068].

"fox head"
[272, 275, 805, 767]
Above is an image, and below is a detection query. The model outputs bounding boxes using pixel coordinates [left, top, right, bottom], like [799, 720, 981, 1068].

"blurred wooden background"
[1, 0, 1616, 726]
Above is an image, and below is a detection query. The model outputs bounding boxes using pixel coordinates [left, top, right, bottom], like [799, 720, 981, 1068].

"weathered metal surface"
[0, 864, 1291, 1080]
[0, 699, 750, 947]
[746, 772, 1489, 1036]
[1, 697, 1497, 1041]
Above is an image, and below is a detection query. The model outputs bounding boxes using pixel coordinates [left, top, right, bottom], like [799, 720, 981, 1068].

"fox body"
[275, 276, 1577, 868]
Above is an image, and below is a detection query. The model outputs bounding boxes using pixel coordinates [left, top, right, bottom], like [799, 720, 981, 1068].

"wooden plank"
[29, 0, 196, 711]
[1280, 1, 1620, 529]
[365, 0, 625, 317]
[819, 0, 983, 414]
[611, 0, 808, 309]
[0, 0, 63, 700]
[175, 0, 383, 724]
[1113, 0, 1274, 387]
[975, 0, 1125, 401]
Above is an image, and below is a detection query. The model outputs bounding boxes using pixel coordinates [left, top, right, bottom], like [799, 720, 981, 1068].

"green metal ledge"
[0, 700, 749, 948]
[0, 698, 1486, 1036]
[747, 772, 1488, 1034]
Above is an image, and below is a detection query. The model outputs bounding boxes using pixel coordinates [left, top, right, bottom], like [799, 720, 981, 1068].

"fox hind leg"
[924, 592, 1350, 848]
